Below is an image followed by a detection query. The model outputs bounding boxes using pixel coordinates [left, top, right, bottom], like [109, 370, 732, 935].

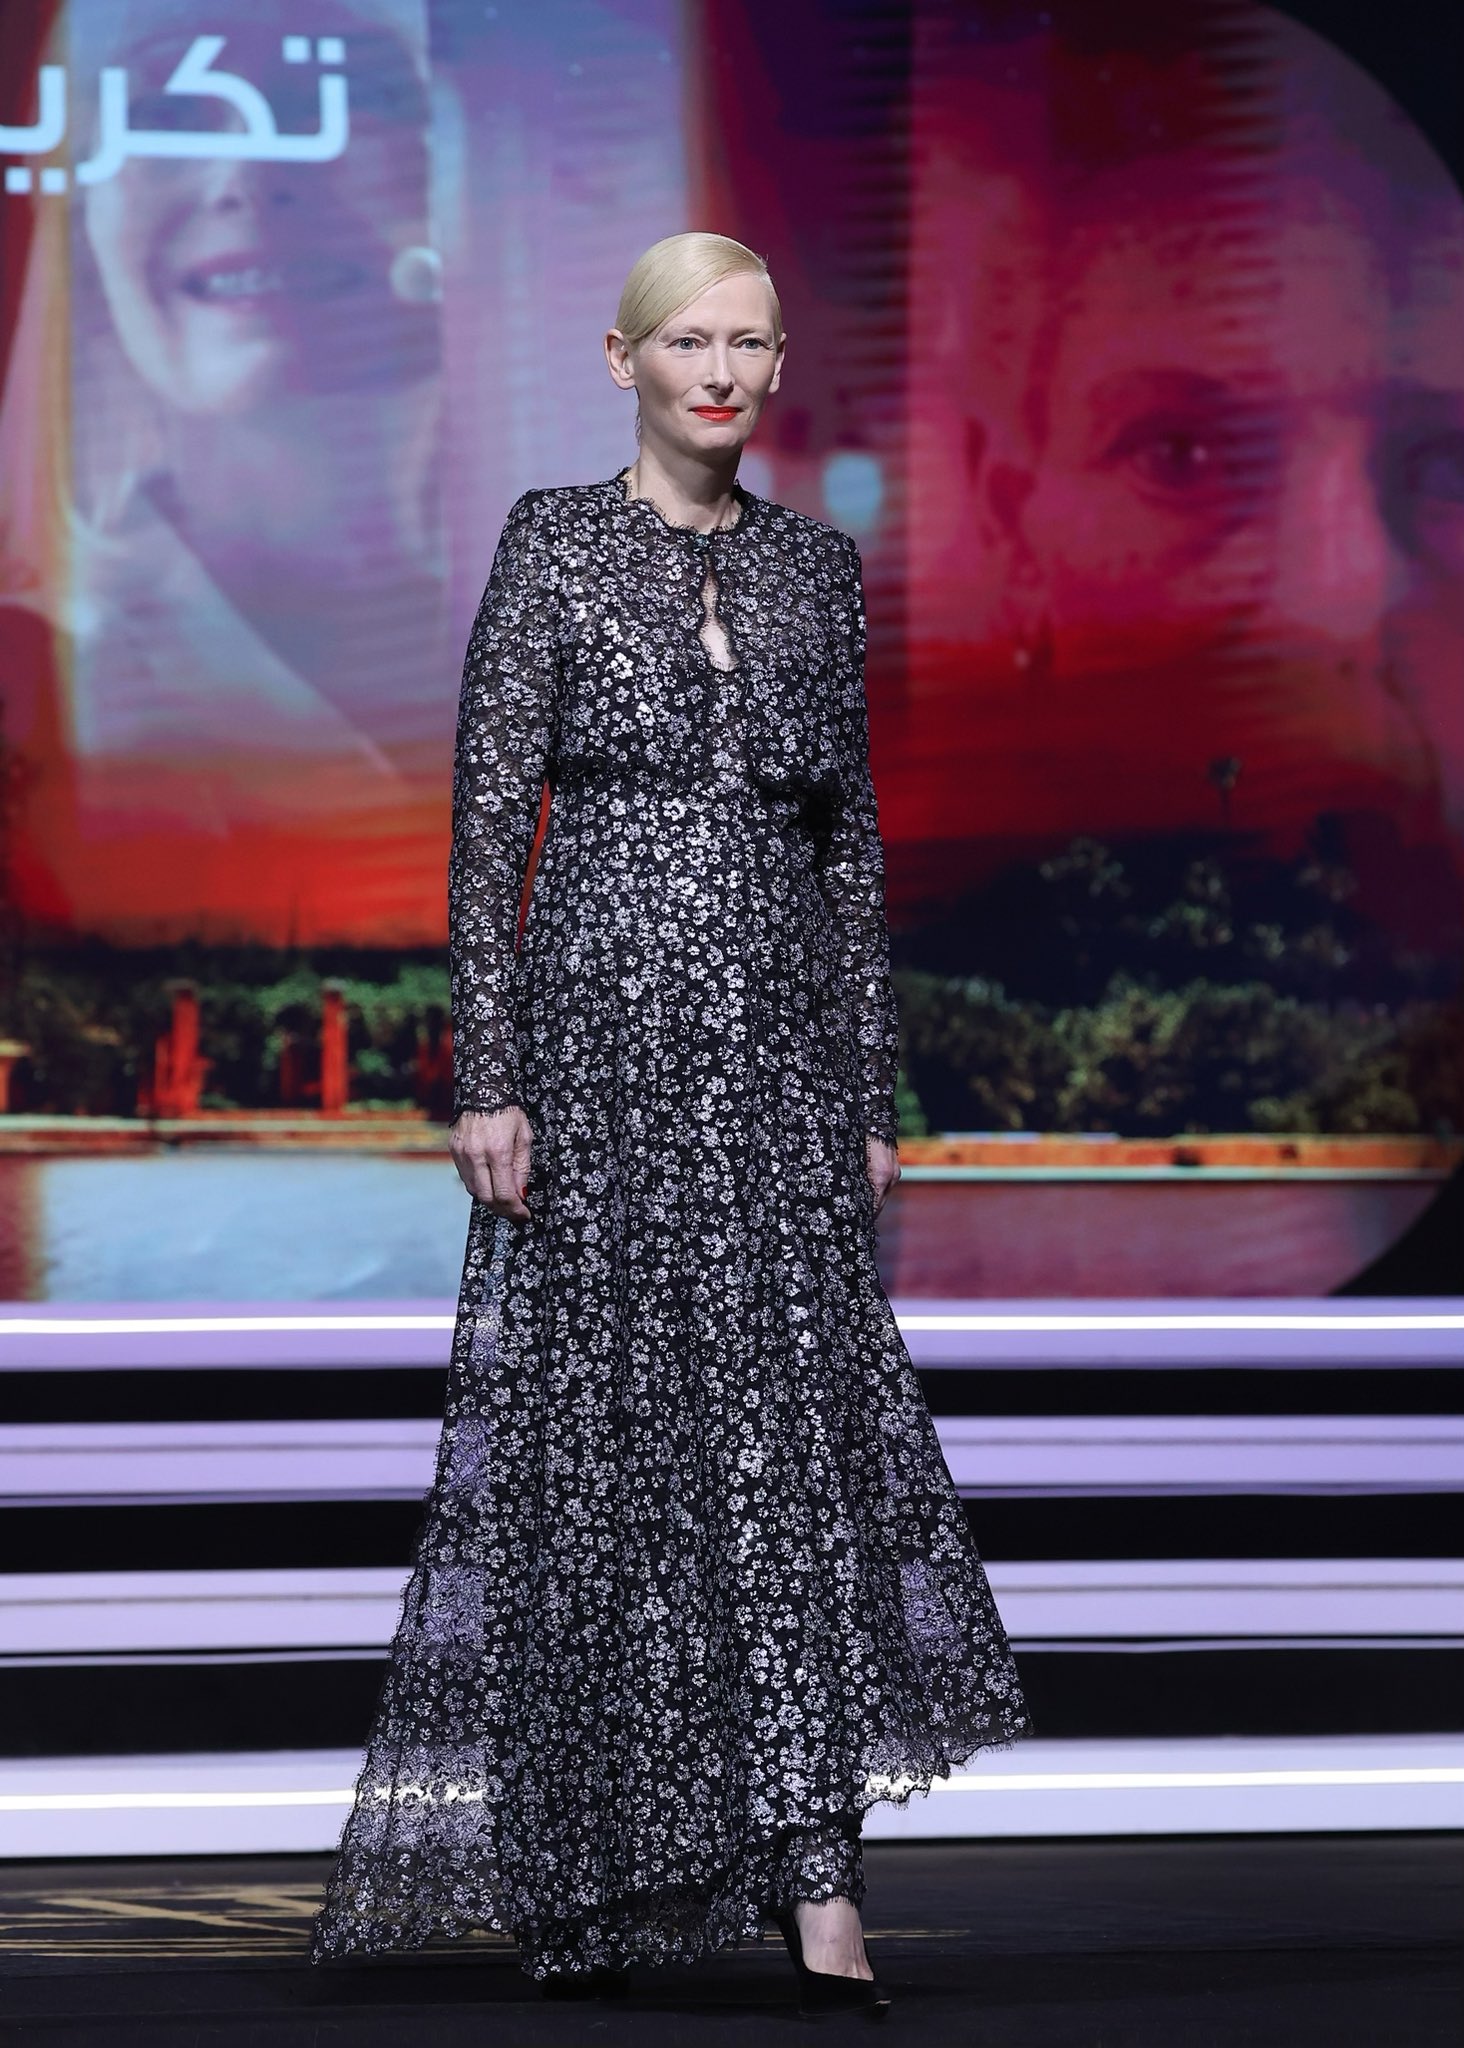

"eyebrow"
[1084, 367, 1464, 423]
[1082, 368, 1242, 426]
[665, 324, 771, 339]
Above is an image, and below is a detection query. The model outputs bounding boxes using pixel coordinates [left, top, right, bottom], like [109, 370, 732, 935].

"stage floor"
[2, 1835, 1459, 2045]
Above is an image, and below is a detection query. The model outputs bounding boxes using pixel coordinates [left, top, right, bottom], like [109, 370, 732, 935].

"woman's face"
[1020, 182, 1464, 682]
[905, 46, 1464, 872]
[614, 271, 783, 460]
[1004, 169, 1464, 850]
[80, 22, 436, 412]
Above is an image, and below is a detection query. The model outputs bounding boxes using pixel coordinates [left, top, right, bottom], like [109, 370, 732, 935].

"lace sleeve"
[449, 488, 560, 1123]
[821, 532, 901, 1149]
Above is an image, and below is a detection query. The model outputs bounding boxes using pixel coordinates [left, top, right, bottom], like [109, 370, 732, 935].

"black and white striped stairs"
[2, 1301, 1459, 1765]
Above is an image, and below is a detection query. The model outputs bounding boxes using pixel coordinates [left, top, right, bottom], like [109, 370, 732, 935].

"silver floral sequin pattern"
[309, 471, 1033, 1982]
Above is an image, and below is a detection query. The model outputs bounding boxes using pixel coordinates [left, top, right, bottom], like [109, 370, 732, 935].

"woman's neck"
[625, 445, 740, 533]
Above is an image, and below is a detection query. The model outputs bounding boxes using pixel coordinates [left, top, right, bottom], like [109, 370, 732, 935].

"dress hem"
[307, 1723, 1034, 1979]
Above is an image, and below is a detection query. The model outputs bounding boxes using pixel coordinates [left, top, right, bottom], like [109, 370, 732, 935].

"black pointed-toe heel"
[773, 1908, 892, 2019]
[538, 1962, 631, 2000]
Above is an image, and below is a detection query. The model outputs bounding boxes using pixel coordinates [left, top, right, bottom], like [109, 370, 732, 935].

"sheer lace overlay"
[309, 472, 1033, 1981]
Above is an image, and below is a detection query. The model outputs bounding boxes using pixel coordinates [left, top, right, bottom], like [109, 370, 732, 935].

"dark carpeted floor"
[1, 1834, 1459, 2045]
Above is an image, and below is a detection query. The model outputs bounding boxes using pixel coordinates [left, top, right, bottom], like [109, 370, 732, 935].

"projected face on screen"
[907, 8, 1464, 905]
[1021, 194, 1464, 659]
[3, 0, 692, 952]
[77, 15, 436, 413]
[10, 0, 453, 945]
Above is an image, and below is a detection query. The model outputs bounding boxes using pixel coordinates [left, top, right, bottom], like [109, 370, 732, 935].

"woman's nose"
[194, 147, 304, 210]
[1263, 423, 1403, 640]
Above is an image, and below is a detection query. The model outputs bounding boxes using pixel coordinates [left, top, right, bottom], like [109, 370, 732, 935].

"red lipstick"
[692, 406, 738, 420]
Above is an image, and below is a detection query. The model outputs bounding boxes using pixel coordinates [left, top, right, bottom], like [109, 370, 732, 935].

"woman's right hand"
[449, 1105, 533, 1221]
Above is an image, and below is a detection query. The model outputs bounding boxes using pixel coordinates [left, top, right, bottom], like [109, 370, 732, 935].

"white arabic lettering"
[0, 36, 350, 196]
[0, 63, 66, 155]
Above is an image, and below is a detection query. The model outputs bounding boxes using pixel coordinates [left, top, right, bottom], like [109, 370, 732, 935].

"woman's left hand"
[867, 1134, 900, 1217]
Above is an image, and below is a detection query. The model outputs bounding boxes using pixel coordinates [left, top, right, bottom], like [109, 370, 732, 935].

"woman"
[1, 0, 448, 946]
[310, 232, 1031, 2009]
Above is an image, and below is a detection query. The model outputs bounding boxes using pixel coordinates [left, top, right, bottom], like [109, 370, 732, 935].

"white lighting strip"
[0, 1789, 354, 1810]
[926, 1766, 1464, 1792]
[0, 1315, 455, 1337]
[900, 1314, 1464, 1333]
[6, 1741, 1459, 1850]
[4, 1311, 1464, 1338]
[5, 1765, 1463, 1813]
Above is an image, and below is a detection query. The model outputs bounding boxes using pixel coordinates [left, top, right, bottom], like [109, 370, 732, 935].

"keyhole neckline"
[610, 466, 756, 541]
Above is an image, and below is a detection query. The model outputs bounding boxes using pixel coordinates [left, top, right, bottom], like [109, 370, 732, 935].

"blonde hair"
[614, 233, 786, 350]
[615, 232, 782, 439]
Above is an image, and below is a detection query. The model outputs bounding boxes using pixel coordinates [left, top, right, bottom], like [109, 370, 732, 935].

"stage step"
[2, 1301, 1458, 1764]
[3, 1737, 1460, 1858]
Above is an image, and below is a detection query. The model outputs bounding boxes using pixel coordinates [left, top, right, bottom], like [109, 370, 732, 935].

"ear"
[604, 330, 636, 391]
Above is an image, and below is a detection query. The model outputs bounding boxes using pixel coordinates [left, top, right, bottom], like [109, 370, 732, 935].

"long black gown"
[309, 468, 1032, 1982]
